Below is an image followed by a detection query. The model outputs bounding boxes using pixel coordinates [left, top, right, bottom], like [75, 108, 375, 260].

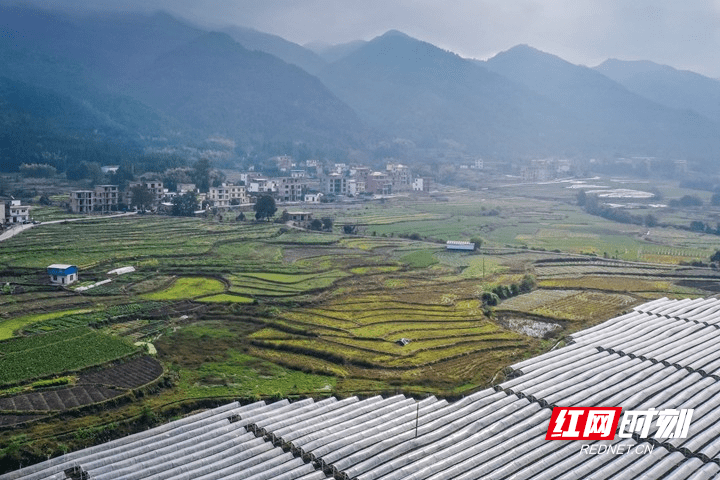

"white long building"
[5, 297, 720, 479]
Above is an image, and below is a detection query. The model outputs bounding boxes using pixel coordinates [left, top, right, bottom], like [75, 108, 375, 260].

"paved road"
[0, 212, 138, 242]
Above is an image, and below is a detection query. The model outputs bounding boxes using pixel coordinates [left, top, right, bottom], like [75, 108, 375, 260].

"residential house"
[323, 173, 348, 195]
[386, 163, 412, 191]
[366, 172, 392, 195]
[208, 183, 248, 207]
[271, 155, 295, 172]
[5, 200, 31, 223]
[70, 185, 119, 213]
[288, 211, 313, 222]
[279, 177, 305, 202]
[125, 180, 164, 207]
[70, 190, 95, 214]
[93, 185, 119, 213]
[248, 178, 275, 194]
[177, 183, 197, 194]
[47, 264, 78, 285]
[304, 192, 323, 204]
[413, 177, 432, 193]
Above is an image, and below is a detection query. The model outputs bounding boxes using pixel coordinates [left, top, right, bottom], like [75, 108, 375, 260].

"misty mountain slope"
[0, 6, 190, 139]
[484, 45, 720, 159]
[0, 6, 365, 148]
[595, 59, 720, 124]
[306, 39, 368, 63]
[223, 25, 327, 74]
[128, 31, 364, 146]
[318, 30, 575, 157]
[0, 76, 143, 172]
[0, 6, 204, 85]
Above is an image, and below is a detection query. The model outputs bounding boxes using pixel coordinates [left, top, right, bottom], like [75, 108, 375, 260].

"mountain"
[223, 25, 326, 74]
[0, 5, 365, 159]
[595, 59, 720, 124]
[317, 30, 573, 157]
[0, 76, 142, 172]
[484, 45, 720, 160]
[306, 39, 368, 63]
[128, 31, 363, 146]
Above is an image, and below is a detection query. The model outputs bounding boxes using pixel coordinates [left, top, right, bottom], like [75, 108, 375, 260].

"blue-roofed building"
[47, 264, 78, 285]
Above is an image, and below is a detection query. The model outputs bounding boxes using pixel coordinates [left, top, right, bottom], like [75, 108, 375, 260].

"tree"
[19, 163, 56, 178]
[130, 185, 154, 212]
[711, 250, 720, 263]
[309, 219, 323, 231]
[162, 167, 192, 192]
[109, 164, 135, 189]
[171, 192, 198, 216]
[576, 190, 586, 207]
[321, 217, 333, 231]
[254, 195, 277, 221]
[644, 214, 658, 228]
[470, 236, 484, 249]
[690, 220, 706, 232]
[192, 159, 211, 192]
[279, 209, 290, 222]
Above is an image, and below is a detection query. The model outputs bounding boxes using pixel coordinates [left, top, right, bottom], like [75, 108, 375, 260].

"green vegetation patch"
[198, 294, 254, 304]
[143, 277, 225, 300]
[350, 266, 401, 275]
[0, 327, 136, 385]
[21, 302, 164, 334]
[0, 309, 93, 340]
[400, 250, 439, 268]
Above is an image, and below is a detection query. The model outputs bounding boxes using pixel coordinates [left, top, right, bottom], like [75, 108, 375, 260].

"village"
[64, 158, 433, 218]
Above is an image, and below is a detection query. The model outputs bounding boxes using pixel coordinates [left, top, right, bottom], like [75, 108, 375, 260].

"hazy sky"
[26, 0, 720, 77]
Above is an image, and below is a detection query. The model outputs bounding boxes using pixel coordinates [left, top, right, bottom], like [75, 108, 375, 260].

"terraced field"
[2, 191, 720, 471]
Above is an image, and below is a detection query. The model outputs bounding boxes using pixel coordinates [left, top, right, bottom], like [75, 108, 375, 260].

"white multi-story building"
[208, 183, 248, 207]
[413, 177, 432, 193]
[279, 177, 305, 202]
[5, 200, 30, 223]
[324, 173, 347, 195]
[248, 178, 275, 194]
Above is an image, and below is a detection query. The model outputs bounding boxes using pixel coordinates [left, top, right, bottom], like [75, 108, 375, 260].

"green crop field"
[143, 277, 226, 300]
[0, 327, 136, 385]
[2, 181, 720, 467]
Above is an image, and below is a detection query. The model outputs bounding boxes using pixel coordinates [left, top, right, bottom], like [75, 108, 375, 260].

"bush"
[519, 274, 536, 293]
[481, 292, 499, 306]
